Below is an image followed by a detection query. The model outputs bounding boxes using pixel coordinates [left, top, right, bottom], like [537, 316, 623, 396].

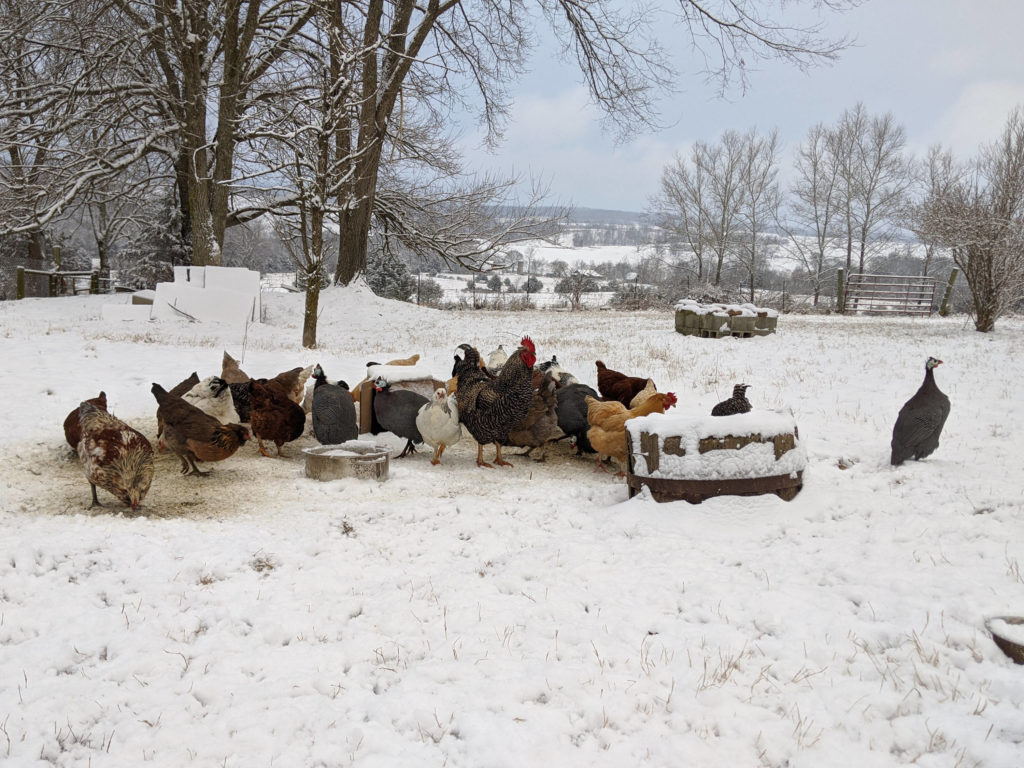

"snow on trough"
[2, 283, 1024, 767]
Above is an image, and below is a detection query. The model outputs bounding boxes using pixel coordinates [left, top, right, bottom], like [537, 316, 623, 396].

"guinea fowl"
[310, 364, 358, 445]
[711, 384, 752, 416]
[891, 356, 950, 465]
[372, 377, 429, 458]
[556, 382, 600, 454]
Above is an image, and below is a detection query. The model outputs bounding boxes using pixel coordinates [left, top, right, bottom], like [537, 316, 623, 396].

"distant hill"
[564, 207, 646, 226]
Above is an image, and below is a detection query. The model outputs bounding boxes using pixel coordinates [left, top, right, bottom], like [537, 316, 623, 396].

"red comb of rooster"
[664, 392, 678, 408]
[520, 336, 535, 353]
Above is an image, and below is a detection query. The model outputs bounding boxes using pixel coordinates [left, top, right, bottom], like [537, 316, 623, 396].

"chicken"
[182, 376, 240, 424]
[311, 364, 358, 445]
[155, 372, 200, 449]
[267, 364, 314, 406]
[555, 383, 600, 454]
[77, 401, 154, 509]
[64, 390, 107, 449]
[628, 379, 657, 409]
[415, 387, 463, 465]
[152, 383, 250, 474]
[507, 369, 565, 460]
[452, 336, 537, 468]
[586, 391, 678, 474]
[372, 377, 428, 458]
[352, 353, 420, 403]
[221, 351, 250, 384]
[485, 344, 507, 376]
[595, 360, 655, 407]
[249, 379, 306, 457]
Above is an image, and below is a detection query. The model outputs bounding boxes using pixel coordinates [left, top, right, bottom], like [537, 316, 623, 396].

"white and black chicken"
[415, 387, 462, 465]
[183, 376, 240, 424]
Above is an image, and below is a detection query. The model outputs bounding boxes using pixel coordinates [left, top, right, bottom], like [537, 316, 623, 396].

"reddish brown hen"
[64, 391, 107, 448]
[595, 361, 655, 407]
[77, 401, 154, 509]
[152, 383, 250, 475]
[249, 379, 306, 457]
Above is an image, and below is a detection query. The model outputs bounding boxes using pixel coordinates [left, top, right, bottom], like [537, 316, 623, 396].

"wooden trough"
[625, 411, 805, 504]
[303, 442, 390, 481]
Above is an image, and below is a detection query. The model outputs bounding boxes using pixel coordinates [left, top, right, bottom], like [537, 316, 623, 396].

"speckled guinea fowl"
[311, 364, 358, 445]
[891, 356, 950, 465]
[711, 384, 752, 416]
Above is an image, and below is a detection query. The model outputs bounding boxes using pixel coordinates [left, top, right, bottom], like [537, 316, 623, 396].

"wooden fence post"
[836, 268, 845, 313]
[939, 268, 959, 316]
[90, 271, 100, 294]
[16, 266, 25, 299]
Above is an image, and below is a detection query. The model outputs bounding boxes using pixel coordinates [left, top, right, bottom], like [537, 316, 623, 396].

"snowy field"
[2, 285, 1024, 767]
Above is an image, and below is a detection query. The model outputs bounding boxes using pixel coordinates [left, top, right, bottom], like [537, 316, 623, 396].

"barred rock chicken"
[507, 369, 565, 460]
[452, 337, 537, 468]
[249, 379, 306, 457]
[556, 382, 600, 454]
[372, 377, 428, 458]
[891, 357, 950, 466]
[596, 361, 655, 407]
[586, 391, 678, 475]
[711, 384, 752, 416]
[156, 372, 200, 449]
[64, 390, 107, 449]
[183, 376, 240, 424]
[152, 383, 250, 474]
[77, 401, 154, 509]
[415, 388, 462, 465]
[311, 364, 358, 445]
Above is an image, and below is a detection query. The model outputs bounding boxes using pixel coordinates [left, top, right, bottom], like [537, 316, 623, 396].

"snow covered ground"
[2, 285, 1023, 767]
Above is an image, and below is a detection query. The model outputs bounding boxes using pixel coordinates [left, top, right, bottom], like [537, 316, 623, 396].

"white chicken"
[485, 344, 507, 376]
[415, 387, 462, 465]
[182, 376, 240, 424]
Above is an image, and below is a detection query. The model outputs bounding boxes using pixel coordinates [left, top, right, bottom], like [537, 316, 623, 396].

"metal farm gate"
[842, 273, 938, 316]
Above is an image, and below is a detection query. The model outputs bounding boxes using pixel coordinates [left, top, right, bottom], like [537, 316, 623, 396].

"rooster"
[77, 401, 154, 509]
[452, 337, 536, 468]
[152, 383, 250, 474]
[585, 391, 677, 475]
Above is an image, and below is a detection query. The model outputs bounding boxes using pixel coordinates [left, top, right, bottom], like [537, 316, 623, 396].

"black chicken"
[371, 377, 428, 458]
[711, 384, 752, 416]
[311, 364, 358, 445]
[891, 356, 950, 465]
[452, 337, 536, 467]
[555, 382, 600, 454]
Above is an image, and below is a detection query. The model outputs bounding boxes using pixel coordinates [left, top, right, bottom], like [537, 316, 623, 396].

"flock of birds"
[64, 340, 950, 511]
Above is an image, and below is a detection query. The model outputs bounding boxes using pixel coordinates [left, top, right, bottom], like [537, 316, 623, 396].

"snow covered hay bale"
[985, 616, 1024, 665]
[674, 300, 778, 338]
[625, 410, 806, 503]
[303, 441, 390, 482]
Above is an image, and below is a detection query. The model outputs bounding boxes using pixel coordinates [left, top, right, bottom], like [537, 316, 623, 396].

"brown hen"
[595, 361, 655, 407]
[152, 383, 249, 475]
[585, 391, 677, 475]
[77, 401, 154, 509]
[249, 379, 306, 457]
[64, 390, 107, 448]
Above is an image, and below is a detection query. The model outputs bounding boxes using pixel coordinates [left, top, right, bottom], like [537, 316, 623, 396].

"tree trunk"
[303, 279, 320, 348]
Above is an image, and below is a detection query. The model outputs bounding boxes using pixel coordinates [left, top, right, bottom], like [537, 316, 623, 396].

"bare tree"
[913, 109, 1024, 332]
[735, 128, 781, 301]
[782, 122, 843, 304]
[329, 0, 860, 285]
[650, 149, 712, 281]
[832, 103, 912, 274]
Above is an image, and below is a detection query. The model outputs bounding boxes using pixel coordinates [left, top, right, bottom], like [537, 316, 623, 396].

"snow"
[674, 299, 780, 318]
[365, 362, 440, 384]
[2, 284, 1024, 767]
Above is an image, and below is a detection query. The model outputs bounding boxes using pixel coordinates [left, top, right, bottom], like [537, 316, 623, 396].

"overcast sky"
[456, 0, 1024, 213]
